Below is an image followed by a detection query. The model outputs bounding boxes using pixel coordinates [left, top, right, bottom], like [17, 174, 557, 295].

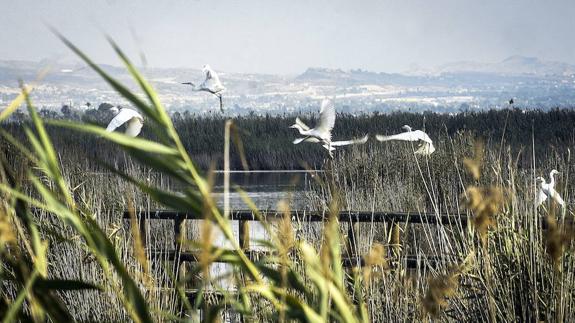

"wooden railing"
[123, 209, 470, 318]
[123, 209, 469, 265]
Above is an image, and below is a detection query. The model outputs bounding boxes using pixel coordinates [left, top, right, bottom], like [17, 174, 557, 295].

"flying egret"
[293, 133, 369, 152]
[375, 125, 435, 155]
[105, 107, 144, 137]
[289, 99, 336, 157]
[536, 169, 565, 208]
[182, 64, 226, 112]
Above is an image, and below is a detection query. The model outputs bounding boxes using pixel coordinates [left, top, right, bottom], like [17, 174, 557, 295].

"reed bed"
[1, 36, 574, 322]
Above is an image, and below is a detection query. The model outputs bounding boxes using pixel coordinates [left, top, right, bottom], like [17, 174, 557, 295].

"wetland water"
[196, 170, 322, 291]
[210, 170, 321, 210]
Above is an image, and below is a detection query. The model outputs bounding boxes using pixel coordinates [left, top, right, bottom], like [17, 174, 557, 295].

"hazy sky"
[1, 0, 575, 74]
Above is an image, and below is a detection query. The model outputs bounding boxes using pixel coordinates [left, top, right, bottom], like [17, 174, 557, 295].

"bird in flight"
[105, 106, 144, 137]
[292, 122, 368, 152]
[290, 99, 336, 157]
[536, 169, 565, 208]
[182, 64, 226, 112]
[375, 125, 435, 155]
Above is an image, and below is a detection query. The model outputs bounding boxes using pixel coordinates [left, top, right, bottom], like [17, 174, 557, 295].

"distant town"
[2, 55, 575, 119]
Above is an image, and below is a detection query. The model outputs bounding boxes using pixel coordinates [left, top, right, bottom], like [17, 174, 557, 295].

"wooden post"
[174, 216, 188, 282]
[138, 213, 147, 249]
[390, 222, 401, 258]
[239, 220, 250, 251]
[174, 216, 184, 252]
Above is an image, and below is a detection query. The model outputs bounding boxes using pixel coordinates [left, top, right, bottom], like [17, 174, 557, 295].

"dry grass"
[3, 37, 575, 322]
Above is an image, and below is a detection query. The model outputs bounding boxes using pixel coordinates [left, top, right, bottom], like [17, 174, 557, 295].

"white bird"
[536, 169, 565, 208]
[375, 125, 435, 155]
[105, 107, 144, 137]
[293, 132, 369, 152]
[289, 99, 336, 157]
[182, 64, 226, 112]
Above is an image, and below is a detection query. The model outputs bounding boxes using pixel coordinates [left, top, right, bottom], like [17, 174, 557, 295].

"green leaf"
[0, 91, 25, 122]
[100, 162, 204, 215]
[2, 269, 39, 323]
[53, 31, 162, 126]
[49, 120, 178, 156]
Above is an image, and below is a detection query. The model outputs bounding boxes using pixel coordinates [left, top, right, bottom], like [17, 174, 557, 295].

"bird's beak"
[182, 82, 193, 85]
[289, 125, 297, 129]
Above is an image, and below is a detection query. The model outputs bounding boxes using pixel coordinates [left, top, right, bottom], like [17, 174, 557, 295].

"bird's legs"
[325, 140, 334, 159]
[218, 94, 223, 113]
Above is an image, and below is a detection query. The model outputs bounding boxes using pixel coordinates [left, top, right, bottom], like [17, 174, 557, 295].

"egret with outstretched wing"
[376, 125, 435, 155]
[293, 134, 369, 152]
[182, 64, 226, 112]
[106, 107, 144, 137]
[289, 99, 336, 157]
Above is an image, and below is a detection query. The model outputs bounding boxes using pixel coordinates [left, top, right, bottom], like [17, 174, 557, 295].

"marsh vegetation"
[1, 39, 575, 322]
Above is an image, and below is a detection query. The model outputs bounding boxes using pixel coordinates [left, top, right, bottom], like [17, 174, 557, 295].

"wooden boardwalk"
[123, 209, 469, 224]
[123, 209, 470, 267]
[122, 208, 472, 317]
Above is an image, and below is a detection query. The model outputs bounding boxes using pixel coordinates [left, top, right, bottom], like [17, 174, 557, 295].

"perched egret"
[536, 169, 565, 208]
[182, 64, 226, 112]
[289, 99, 336, 157]
[105, 107, 144, 137]
[375, 125, 435, 155]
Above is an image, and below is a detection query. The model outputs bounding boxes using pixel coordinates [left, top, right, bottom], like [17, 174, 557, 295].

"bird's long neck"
[293, 125, 310, 135]
[549, 173, 556, 187]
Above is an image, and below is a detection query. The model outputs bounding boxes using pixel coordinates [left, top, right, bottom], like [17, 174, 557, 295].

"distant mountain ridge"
[300, 56, 575, 82]
[433, 55, 575, 76]
[1, 55, 574, 115]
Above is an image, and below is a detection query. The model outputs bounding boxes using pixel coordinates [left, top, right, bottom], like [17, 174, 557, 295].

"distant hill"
[1, 56, 574, 114]
[435, 55, 575, 76]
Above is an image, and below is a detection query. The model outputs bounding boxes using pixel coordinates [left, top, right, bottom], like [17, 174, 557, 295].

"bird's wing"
[293, 137, 321, 145]
[376, 131, 423, 142]
[293, 138, 306, 145]
[125, 117, 144, 137]
[414, 142, 436, 155]
[316, 99, 336, 134]
[106, 108, 142, 132]
[202, 66, 225, 91]
[536, 189, 548, 206]
[547, 188, 565, 206]
[331, 134, 369, 147]
[295, 117, 311, 131]
[412, 130, 433, 144]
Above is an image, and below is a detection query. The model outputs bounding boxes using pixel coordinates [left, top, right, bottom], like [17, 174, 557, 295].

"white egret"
[536, 169, 565, 208]
[289, 99, 336, 157]
[182, 64, 226, 112]
[293, 134, 369, 152]
[105, 107, 144, 137]
[375, 125, 435, 155]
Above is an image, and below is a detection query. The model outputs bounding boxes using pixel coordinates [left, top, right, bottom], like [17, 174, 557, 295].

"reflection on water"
[210, 170, 320, 210]
[206, 170, 320, 291]
[212, 191, 308, 210]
